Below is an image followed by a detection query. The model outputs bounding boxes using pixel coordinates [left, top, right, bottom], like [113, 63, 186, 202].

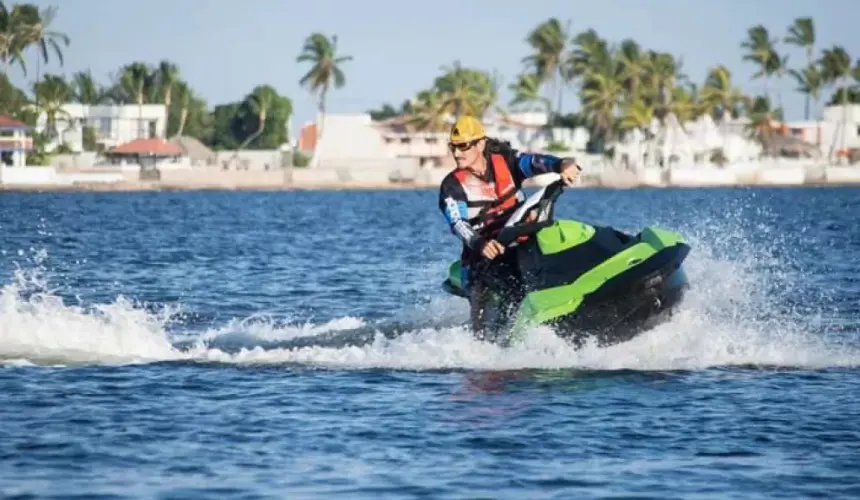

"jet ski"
[441, 175, 691, 348]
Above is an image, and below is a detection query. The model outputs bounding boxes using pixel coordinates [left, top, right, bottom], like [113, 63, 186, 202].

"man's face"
[450, 138, 485, 170]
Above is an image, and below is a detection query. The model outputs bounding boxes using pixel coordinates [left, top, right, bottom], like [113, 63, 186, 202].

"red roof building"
[0, 114, 32, 168]
[109, 138, 184, 156]
[0, 115, 28, 130]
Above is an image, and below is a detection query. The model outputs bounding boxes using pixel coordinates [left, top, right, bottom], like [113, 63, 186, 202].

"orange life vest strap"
[462, 154, 519, 224]
[490, 153, 516, 200]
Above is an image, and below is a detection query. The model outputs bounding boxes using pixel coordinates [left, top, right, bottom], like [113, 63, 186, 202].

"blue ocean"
[1, 186, 858, 499]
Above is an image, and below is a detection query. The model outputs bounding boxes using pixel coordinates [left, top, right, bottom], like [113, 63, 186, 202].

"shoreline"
[2, 178, 860, 193]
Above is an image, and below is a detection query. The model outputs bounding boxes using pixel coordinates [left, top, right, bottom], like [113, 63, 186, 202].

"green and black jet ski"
[441, 176, 691, 348]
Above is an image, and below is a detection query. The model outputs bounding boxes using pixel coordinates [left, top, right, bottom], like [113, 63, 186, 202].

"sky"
[8, 0, 860, 129]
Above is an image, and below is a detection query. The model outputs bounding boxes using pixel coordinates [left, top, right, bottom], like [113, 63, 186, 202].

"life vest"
[453, 153, 525, 241]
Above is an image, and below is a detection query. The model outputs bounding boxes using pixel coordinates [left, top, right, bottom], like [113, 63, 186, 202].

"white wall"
[0, 165, 59, 184]
[380, 133, 448, 158]
[316, 114, 390, 165]
[819, 105, 860, 153]
[823, 104, 860, 124]
[36, 104, 168, 152]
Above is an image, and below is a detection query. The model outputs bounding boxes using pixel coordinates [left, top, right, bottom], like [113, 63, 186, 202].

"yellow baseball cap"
[449, 116, 485, 144]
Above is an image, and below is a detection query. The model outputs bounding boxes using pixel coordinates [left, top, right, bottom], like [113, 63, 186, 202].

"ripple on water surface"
[0, 187, 858, 498]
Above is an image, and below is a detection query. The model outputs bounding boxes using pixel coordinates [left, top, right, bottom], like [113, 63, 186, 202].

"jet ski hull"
[532, 250, 689, 348]
[508, 224, 690, 347]
[442, 222, 691, 348]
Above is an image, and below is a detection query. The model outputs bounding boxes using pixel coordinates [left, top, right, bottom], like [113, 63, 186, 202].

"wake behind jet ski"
[442, 175, 691, 349]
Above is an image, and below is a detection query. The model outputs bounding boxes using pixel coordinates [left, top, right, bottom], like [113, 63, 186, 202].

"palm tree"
[156, 60, 179, 138]
[10, 3, 69, 91]
[434, 61, 498, 118]
[509, 72, 552, 148]
[68, 70, 108, 152]
[172, 81, 192, 137]
[522, 17, 570, 115]
[784, 17, 816, 119]
[644, 51, 684, 123]
[617, 39, 648, 104]
[568, 29, 611, 82]
[819, 46, 853, 159]
[785, 17, 816, 64]
[789, 64, 824, 145]
[579, 63, 623, 146]
[619, 98, 654, 133]
[406, 89, 448, 132]
[701, 65, 746, 121]
[741, 25, 778, 100]
[508, 72, 550, 113]
[854, 59, 860, 83]
[230, 85, 275, 159]
[118, 62, 154, 138]
[297, 32, 352, 167]
[70, 70, 108, 104]
[854, 59, 860, 87]
[0, 1, 29, 75]
[32, 73, 71, 139]
[744, 95, 782, 155]
[770, 52, 790, 110]
[669, 83, 706, 126]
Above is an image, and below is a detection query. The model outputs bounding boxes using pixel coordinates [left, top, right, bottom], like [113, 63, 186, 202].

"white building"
[299, 106, 860, 175]
[298, 111, 591, 171]
[819, 104, 860, 156]
[484, 111, 589, 153]
[35, 104, 168, 152]
[0, 114, 32, 168]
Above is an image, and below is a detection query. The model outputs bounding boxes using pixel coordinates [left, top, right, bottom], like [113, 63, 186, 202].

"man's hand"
[559, 159, 582, 186]
[481, 239, 505, 260]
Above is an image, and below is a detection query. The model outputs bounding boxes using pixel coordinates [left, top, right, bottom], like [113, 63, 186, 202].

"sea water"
[0, 186, 858, 499]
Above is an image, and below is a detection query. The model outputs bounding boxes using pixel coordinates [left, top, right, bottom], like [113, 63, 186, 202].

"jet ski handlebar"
[541, 178, 566, 204]
[495, 179, 566, 247]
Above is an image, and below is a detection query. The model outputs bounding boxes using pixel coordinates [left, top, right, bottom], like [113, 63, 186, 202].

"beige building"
[371, 116, 450, 167]
[296, 111, 586, 171]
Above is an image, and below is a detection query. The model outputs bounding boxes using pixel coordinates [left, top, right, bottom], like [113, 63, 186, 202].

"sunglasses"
[448, 138, 482, 152]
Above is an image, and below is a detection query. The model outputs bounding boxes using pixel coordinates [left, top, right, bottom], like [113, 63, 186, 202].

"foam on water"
[0, 265, 182, 366]
[0, 251, 856, 372]
[1, 205, 858, 372]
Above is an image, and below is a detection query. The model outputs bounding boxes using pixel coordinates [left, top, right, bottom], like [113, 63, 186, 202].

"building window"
[148, 120, 157, 138]
[100, 118, 111, 136]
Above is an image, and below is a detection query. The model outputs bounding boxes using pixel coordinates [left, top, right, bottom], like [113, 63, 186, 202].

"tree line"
[0, 1, 349, 166]
[369, 17, 860, 156]
[2, 3, 859, 164]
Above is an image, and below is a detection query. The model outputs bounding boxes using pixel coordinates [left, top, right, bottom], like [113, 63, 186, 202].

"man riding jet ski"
[438, 117, 691, 348]
[437, 116, 582, 337]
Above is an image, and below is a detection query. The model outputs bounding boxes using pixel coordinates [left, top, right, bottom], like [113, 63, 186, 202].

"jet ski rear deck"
[510, 224, 690, 347]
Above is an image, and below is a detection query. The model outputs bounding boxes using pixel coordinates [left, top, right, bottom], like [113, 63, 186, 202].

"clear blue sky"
[9, 0, 860, 128]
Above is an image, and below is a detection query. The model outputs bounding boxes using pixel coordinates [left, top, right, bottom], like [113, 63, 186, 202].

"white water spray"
[0, 235, 857, 371]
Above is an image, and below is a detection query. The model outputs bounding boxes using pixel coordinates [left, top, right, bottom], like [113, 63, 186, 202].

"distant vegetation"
[1, 1, 858, 163]
[369, 18, 860, 156]
[0, 1, 351, 166]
